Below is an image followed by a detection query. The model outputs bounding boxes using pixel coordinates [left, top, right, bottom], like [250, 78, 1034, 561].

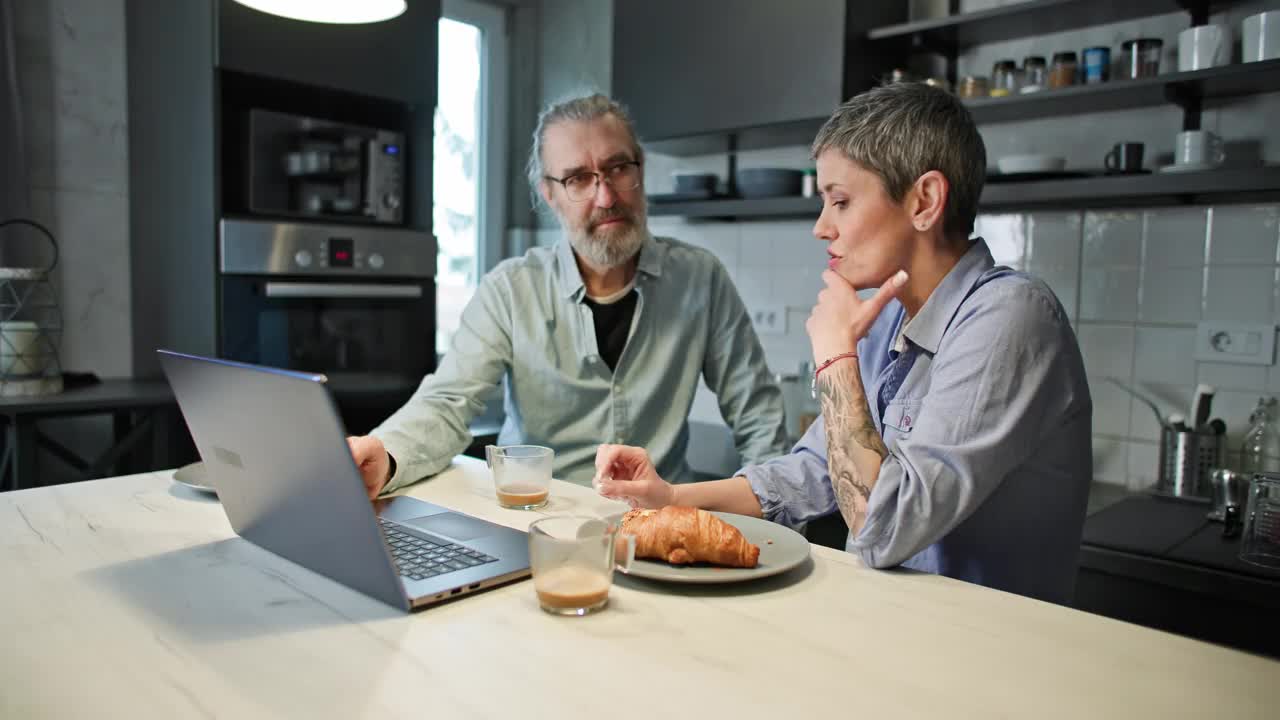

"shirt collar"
[901, 238, 995, 355]
[554, 228, 664, 301]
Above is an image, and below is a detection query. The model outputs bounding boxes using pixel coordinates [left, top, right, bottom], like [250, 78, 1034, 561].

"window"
[434, 0, 508, 354]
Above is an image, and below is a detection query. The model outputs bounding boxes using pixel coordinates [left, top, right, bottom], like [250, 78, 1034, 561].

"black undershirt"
[583, 290, 638, 371]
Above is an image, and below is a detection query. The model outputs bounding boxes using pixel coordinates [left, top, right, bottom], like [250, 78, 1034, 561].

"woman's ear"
[910, 170, 949, 232]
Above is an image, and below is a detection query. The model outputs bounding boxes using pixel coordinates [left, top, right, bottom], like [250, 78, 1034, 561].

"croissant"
[621, 507, 760, 568]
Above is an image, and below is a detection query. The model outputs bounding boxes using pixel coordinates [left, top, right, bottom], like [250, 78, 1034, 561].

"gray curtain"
[0, 0, 29, 227]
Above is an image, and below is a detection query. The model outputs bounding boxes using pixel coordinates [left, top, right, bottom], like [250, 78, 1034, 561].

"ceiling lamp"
[232, 0, 407, 24]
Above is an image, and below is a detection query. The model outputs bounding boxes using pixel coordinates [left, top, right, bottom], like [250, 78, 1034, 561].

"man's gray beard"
[567, 220, 646, 269]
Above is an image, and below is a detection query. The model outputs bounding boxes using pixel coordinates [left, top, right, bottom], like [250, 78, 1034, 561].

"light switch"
[1194, 322, 1276, 365]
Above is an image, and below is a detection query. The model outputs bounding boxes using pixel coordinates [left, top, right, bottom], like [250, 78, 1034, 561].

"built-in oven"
[245, 109, 406, 225]
[218, 219, 435, 399]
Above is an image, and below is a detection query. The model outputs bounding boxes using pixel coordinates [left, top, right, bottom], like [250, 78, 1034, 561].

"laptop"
[158, 349, 531, 611]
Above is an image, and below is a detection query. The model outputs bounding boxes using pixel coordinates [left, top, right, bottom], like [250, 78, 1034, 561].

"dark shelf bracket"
[1163, 82, 1203, 129]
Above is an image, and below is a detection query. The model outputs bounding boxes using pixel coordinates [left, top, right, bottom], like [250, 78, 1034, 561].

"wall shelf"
[867, 0, 1228, 50]
[965, 59, 1280, 125]
[647, 166, 1280, 219]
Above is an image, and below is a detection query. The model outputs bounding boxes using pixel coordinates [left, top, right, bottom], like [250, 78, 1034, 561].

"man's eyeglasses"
[545, 161, 643, 202]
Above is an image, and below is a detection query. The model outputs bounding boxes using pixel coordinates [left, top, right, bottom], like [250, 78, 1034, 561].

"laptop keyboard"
[378, 517, 499, 582]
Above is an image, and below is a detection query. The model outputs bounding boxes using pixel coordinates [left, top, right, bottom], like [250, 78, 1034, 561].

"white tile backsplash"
[1197, 362, 1269, 392]
[1144, 207, 1208, 268]
[1133, 326, 1197, 385]
[1078, 323, 1135, 377]
[1084, 211, 1143, 266]
[1025, 212, 1081, 268]
[1092, 436, 1129, 485]
[1204, 266, 1276, 323]
[1080, 267, 1140, 322]
[1139, 267, 1204, 324]
[1207, 206, 1280, 265]
[1090, 377, 1133, 437]
[1126, 441, 1160, 491]
[773, 265, 823, 309]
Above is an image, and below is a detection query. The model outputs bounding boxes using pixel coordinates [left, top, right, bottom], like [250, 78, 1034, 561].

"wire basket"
[0, 219, 63, 397]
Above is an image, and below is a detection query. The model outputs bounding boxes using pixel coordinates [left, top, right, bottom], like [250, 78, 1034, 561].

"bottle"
[1239, 397, 1280, 475]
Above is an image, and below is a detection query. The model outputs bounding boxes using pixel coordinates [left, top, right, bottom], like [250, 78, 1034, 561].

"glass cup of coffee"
[528, 515, 635, 616]
[486, 444, 553, 509]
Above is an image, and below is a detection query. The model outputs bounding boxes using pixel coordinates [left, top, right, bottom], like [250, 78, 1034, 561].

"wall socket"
[1193, 322, 1276, 366]
[748, 304, 787, 335]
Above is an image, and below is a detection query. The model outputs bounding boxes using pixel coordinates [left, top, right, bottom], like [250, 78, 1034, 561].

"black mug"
[1105, 142, 1145, 173]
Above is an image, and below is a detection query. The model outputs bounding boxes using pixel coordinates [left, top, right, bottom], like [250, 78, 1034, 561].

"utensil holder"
[1158, 427, 1223, 498]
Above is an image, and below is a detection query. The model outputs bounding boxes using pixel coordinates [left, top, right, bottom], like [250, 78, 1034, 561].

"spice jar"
[990, 59, 1018, 96]
[1049, 51, 1078, 88]
[1121, 38, 1163, 79]
[1082, 46, 1111, 84]
[958, 75, 989, 99]
[1021, 55, 1047, 93]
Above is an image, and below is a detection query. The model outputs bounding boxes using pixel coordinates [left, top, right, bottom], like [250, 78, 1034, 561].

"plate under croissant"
[620, 511, 810, 584]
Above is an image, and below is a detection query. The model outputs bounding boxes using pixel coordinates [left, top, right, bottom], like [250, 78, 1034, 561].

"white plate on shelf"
[996, 154, 1067, 174]
[1158, 161, 1224, 173]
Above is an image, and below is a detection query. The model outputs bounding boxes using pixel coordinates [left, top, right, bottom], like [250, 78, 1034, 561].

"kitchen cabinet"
[216, 0, 438, 106]
[611, 0, 907, 155]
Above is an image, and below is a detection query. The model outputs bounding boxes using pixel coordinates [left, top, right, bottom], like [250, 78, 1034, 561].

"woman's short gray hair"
[525, 92, 645, 199]
[811, 83, 986, 236]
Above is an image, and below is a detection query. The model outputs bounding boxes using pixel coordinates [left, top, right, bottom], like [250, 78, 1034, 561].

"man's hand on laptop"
[347, 435, 391, 499]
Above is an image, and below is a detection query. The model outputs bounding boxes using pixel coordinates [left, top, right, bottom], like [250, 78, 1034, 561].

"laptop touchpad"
[403, 512, 494, 541]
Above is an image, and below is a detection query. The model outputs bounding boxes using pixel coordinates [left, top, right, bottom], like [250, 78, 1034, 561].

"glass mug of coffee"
[486, 445, 553, 509]
[528, 515, 635, 616]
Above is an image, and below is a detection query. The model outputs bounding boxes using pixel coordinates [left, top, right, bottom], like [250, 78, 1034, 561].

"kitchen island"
[1, 457, 1275, 718]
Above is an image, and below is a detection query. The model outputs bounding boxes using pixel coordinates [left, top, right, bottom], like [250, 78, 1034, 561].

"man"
[595, 83, 1093, 604]
[347, 93, 788, 497]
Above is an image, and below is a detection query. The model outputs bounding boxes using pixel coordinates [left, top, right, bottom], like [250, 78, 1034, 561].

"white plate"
[619, 511, 810, 584]
[997, 154, 1066, 174]
[172, 461, 217, 495]
[1158, 162, 1223, 173]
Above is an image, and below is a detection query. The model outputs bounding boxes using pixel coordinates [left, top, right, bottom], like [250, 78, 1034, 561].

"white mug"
[1175, 130, 1226, 167]
[1243, 11, 1280, 63]
[1178, 24, 1231, 71]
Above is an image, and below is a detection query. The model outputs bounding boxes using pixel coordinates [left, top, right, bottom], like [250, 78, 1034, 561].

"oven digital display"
[329, 237, 354, 268]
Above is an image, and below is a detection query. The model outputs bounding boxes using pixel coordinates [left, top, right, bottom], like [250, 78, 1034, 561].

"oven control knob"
[383, 193, 401, 210]
[294, 249, 313, 268]
[368, 253, 385, 270]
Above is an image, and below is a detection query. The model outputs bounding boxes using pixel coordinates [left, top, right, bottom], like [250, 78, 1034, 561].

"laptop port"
[468, 583, 480, 590]
[450, 588, 462, 595]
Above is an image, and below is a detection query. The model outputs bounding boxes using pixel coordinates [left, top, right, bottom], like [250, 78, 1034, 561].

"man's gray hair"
[525, 93, 644, 199]
[811, 83, 986, 237]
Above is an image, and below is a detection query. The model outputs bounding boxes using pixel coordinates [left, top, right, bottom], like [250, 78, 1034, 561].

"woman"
[594, 82, 1093, 604]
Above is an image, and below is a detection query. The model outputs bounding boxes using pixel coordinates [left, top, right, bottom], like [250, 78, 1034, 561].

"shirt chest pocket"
[881, 399, 922, 445]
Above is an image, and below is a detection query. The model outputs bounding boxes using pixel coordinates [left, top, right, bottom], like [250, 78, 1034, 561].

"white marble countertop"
[1, 457, 1276, 719]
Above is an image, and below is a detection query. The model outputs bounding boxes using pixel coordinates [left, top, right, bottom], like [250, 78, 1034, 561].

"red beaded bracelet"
[810, 351, 859, 398]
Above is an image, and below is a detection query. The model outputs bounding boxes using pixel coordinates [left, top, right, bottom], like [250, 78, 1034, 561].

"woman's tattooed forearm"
[819, 361, 886, 533]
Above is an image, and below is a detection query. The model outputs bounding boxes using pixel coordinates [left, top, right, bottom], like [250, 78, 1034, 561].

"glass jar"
[958, 75, 989, 99]
[1021, 55, 1047, 93]
[990, 59, 1018, 96]
[1082, 46, 1111, 84]
[1049, 51, 1078, 88]
[1121, 37, 1163, 79]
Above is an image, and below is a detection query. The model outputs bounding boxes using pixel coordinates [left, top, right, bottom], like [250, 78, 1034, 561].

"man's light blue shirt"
[374, 232, 790, 491]
[743, 239, 1093, 604]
